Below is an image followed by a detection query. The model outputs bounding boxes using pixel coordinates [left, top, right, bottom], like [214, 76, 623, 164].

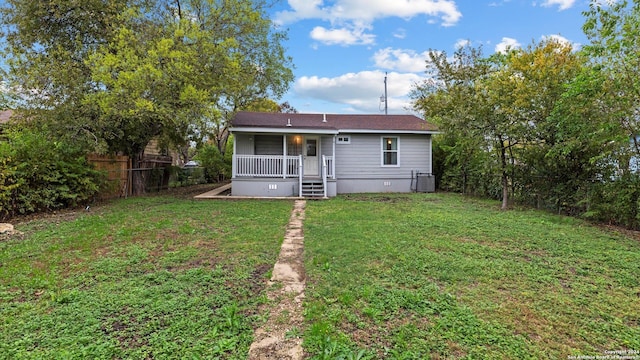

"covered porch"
[231, 132, 337, 198]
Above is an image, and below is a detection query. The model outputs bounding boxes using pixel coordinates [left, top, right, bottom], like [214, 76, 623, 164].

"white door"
[304, 137, 319, 176]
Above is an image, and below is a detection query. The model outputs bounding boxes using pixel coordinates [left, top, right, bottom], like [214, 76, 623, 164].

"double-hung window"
[381, 136, 399, 166]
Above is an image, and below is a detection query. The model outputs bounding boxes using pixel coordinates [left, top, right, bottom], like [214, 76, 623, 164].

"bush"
[195, 141, 232, 183]
[0, 128, 104, 220]
[583, 173, 640, 230]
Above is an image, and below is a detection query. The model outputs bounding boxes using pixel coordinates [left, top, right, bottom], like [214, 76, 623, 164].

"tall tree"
[495, 39, 584, 212]
[1, 0, 294, 194]
[580, 0, 640, 227]
[413, 45, 523, 209]
[583, 0, 640, 168]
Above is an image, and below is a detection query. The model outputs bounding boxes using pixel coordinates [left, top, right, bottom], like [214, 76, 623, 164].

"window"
[382, 137, 399, 166]
[306, 138, 317, 156]
[337, 135, 350, 144]
[287, 135, 303, 156]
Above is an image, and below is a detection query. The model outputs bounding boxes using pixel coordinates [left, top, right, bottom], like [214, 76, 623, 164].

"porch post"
[332, 135, 337, 179]
[232, 134, 237, 178]
[298, 154, 303, 198]
[283, 135, 287, 178]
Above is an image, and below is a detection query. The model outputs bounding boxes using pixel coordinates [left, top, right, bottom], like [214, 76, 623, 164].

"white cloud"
[540, 0, 575, 10]
[454, 39, 471, 49]
[495, 37, 521, 53]
[372, 48, 430, 73]
[275, 0, 462, 27]
[294, 71, 424, 113]
[310, 25, 375, 46]
[393, 28, 407, 39]
[489, 0, 512, 6]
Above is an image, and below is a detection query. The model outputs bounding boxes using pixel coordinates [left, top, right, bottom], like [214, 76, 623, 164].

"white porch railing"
[325, 156, 334, 179]
[234, 155, 301, 178]
[322, 155, 328, 198]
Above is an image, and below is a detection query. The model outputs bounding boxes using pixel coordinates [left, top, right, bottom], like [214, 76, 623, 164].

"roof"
[231, 112, 439, 134]
[0, 110, 13, 125]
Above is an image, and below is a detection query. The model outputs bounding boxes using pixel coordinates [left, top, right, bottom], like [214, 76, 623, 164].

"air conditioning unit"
[416, 172, 435, 193]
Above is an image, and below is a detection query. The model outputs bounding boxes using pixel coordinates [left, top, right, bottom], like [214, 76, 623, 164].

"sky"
[267, 0, 592, 115]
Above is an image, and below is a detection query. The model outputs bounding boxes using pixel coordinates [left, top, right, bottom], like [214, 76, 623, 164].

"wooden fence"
[88, 154, 131, 198]
[88, 154, 175, 198]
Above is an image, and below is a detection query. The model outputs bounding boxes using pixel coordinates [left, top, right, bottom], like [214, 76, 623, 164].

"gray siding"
[231, 178, 337, 197]
[335, 134, 431, 180]
[320, 136, 333, 156]
[255, 135, 283, 155]
[235, 134, 254, 155]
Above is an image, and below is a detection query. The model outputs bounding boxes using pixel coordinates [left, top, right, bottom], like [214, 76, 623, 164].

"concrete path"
[193, 183, 232, 199]
[249, 200, 307, 360]
[193, 183, 300, 200]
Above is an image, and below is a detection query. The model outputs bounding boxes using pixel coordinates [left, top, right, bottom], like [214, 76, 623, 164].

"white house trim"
[339, 129, 439, 135]
[381, 136, 400, 167]
[230, 127, 339, 135]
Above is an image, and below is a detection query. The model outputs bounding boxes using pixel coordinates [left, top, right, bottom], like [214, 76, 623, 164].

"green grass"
[2, 191, 639, 359]
[0, 194, 294, 359]
[302, 193, 640, 359]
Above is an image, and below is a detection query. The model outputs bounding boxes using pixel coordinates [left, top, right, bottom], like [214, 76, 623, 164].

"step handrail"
[321, 155, 328, 198]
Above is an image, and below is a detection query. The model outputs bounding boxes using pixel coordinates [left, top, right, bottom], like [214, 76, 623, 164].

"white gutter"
[338, 129, 441, 135]
[230, 127, 339, 135]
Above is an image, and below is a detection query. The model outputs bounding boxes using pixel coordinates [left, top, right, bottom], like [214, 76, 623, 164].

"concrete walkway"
[193, 183, 300, 200]
[249, 200, 307, 360]
[193, 183, 232, 199]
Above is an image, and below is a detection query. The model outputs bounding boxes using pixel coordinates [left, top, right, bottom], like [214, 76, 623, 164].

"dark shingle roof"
[231, 112, 438, 133]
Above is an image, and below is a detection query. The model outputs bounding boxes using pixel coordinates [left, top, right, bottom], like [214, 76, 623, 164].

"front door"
[304, 136, 319, 176]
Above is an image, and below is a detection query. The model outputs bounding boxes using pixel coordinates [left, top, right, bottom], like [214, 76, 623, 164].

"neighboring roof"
[231, 112, 439, 134]
[0, 110, 13, 125]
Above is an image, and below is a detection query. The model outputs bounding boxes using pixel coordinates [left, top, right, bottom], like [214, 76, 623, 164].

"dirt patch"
[343, 194, 412, 203]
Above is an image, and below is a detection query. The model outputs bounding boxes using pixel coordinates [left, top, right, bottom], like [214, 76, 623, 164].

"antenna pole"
[384, 72, 388, 115]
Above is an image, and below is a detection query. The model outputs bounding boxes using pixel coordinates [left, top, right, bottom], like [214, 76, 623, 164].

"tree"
[413, 40, 584, 210]
[494, 39, 584, 212]
[279, 101, 299, 114]
[580, 0, 640, 227]
[1, 0, 294, 194]
[583, 0, 640, 168]
[413, 45, 522, 209]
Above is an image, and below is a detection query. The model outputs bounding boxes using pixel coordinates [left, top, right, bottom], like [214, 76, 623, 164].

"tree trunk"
[130, 150, 146, 196]
[216, 127, 229, 155]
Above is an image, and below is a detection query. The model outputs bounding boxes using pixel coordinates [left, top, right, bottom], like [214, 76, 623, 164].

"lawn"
[0, 192, 294, 359]
[302, 193, 640, 359]
[1, 191, 638, 359]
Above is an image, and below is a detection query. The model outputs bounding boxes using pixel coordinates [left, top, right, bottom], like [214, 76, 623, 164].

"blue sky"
[268, 0, 591, 115]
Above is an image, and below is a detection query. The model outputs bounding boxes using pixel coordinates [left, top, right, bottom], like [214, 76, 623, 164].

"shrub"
[195, 140, 232, 183]
[0, 128, 104, 220]
[583, 173, 640, 230]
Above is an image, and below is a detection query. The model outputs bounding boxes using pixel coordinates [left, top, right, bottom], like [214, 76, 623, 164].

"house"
[229, 111, 438, 197]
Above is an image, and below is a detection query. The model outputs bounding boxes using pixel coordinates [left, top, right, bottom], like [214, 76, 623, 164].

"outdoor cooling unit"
[415, 172, 435, 193]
